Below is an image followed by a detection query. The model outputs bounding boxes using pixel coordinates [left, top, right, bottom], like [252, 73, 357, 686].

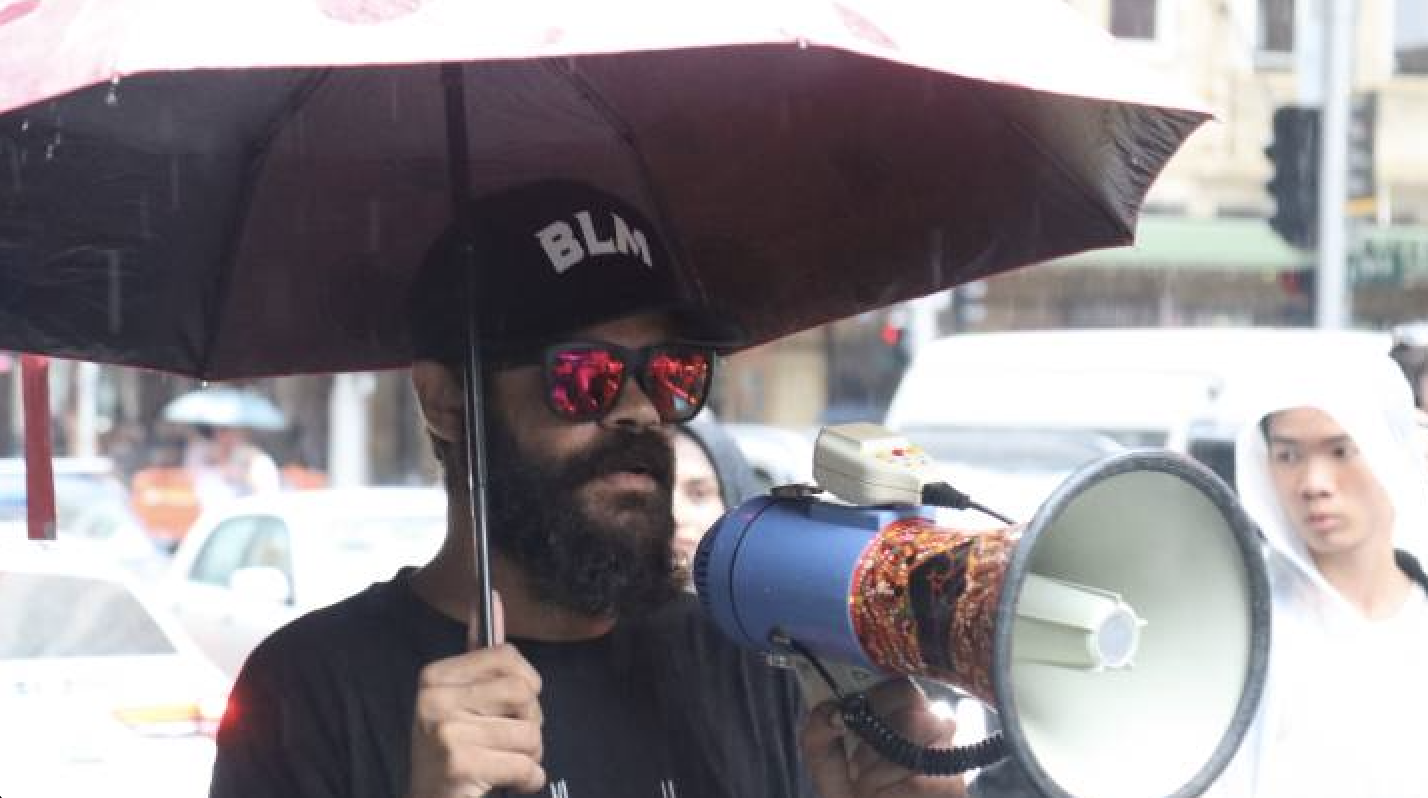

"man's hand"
[800, 679, 967, 798]
[407, 592, 544, 798]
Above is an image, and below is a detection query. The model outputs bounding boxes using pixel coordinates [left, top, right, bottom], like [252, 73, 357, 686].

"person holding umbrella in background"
[162, 386, 286, 504]
[130, 387, 286, 547]
[210, 180, 968, 798]
[181, 423, 282, 505]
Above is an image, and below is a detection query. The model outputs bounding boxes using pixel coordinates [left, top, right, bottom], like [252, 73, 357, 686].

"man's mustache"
[560, 429, 674, 491]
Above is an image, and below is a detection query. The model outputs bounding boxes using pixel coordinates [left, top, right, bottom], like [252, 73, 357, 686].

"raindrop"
[797, 38, 809, 50]
[19, 118, 29, 132]
[104, 76, 121, 107]
[367, 198, 382, 253]
[44, 131, 60, 160]
[138, 192, 151, 238]
[106, 250, 123, 334]
[169, 157, 182, 210]
[292, 112, 306, 157]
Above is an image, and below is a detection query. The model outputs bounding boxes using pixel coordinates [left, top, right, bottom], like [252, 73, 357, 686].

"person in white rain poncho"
[1210, 352, 1428, 798]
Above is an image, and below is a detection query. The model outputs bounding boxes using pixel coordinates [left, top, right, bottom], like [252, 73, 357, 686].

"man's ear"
[411, 360, 464, 443]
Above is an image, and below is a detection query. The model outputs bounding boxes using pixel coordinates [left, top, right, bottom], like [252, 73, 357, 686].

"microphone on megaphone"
[693, 423, 1270, 798]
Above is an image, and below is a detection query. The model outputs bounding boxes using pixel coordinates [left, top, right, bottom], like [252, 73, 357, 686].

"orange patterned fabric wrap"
[848, 517, 1020, 703]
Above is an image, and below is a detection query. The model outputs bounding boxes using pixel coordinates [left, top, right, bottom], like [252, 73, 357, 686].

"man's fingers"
[800, 700, 845, 752]
[431, 715, 544, 761]
[448, 747, 547, 795]
[799, 701, 857, 798]
[419, 644, 543, 694]
[416, 680, 543, 727]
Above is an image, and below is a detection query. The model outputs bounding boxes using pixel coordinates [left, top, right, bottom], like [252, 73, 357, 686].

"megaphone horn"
[694, 425, 1270, 798]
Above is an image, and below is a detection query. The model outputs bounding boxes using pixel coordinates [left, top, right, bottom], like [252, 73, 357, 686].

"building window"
[1258, 0, 1295, 55]
[1110, 0, 1157, 40]
[1397, 0, 1428, 74]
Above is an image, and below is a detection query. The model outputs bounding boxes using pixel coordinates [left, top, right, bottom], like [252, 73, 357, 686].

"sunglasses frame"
[537, 339, 718, 423]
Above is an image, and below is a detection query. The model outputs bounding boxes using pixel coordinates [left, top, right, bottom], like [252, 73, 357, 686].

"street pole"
[1316, 0, 1355, 329]
[328, 372, 375, 487]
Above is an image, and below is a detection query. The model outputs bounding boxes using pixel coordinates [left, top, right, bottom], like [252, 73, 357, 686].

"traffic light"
[1265, 106, 1321, 250]
[1276, 267, 1317, 322]
[878, 312, 912, 374]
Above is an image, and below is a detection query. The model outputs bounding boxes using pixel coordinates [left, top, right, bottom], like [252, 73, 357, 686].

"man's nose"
[1298, 455, 1335, 497]
[600, 375, 663, 430]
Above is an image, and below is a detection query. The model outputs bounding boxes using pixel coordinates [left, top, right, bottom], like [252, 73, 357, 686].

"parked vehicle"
[0, 543, 228, 798]
[0, 457, 169, 578]
[164, 487, 446, 675]
[885, 327, 1394, 496]
[722, 422, 817, 493]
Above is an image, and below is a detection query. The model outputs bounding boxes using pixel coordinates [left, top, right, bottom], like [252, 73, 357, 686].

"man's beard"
[480, 419, 682, 619]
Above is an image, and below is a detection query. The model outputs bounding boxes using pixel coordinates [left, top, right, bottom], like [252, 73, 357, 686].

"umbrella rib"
[197, 69, 332, 380]
[541, 60, 708, 302]
[998, 97, 1205, 248]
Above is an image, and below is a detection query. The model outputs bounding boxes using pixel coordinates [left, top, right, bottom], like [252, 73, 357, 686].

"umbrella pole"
[441, 63, 497, 652]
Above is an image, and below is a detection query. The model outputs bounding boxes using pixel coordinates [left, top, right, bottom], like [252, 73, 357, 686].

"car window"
[302, 512, 444, 607]
[0, 572, 175, 658]
[246, 521, 294, 582]
[189, 515, 285, 585]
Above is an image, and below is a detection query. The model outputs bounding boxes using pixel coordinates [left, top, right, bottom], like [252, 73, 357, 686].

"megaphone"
[694, 423, 1269, 798]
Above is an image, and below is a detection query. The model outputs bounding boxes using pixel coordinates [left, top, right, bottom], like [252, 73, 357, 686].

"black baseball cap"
[408, 179, 744, 365]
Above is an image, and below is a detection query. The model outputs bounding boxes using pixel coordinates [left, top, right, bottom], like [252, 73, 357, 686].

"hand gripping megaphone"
[694, 423, 1270, 798]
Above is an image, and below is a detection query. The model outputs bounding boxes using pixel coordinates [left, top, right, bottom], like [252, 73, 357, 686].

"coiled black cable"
[838, 692, 1005, 775]
[787, 639, 1006, 776]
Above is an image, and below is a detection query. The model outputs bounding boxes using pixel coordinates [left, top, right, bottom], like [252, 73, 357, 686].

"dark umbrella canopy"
[0, 0, 1207, 380]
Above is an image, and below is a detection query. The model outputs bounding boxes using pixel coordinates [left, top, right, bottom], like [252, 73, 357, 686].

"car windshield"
[0, 572, 175, 658]
[0, 462, 129, 527]
[899, 425, 1124, 476]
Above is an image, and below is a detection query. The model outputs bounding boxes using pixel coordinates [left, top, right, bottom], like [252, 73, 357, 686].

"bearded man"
[209, 180, 965, 798]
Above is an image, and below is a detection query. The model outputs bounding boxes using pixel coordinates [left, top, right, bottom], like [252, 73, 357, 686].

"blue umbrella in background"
[160, 387, 287, 431]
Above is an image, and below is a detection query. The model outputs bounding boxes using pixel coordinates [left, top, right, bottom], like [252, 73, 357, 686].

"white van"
[883, 327, 1392, 512]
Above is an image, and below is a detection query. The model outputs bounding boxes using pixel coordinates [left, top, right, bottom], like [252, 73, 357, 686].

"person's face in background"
[1265, 406, 1397, 567]
[672, 430, 726, 577]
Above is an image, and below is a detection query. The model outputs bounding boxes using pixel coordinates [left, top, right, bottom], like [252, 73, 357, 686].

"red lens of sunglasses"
[544, 343, 713, 423]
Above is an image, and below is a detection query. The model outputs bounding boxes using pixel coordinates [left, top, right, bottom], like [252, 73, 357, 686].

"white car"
[0, 457, 169, 579]
[0, 543, 228, 798]
[165, 487, 447, 675]
[722, 422, 817, 493]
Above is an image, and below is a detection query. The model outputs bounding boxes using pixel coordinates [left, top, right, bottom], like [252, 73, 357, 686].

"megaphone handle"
[790, 658, 880, 762]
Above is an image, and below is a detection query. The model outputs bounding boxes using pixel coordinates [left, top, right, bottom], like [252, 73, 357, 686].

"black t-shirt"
[209, 571, 815, 798]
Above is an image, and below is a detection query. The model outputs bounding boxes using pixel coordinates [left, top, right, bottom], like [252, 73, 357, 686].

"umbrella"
[0, 0, 1209, 381]
[161, 386, 288, 430]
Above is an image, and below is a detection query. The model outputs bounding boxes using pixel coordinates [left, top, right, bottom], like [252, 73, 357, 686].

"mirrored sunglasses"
[541, 341, 716, 423]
